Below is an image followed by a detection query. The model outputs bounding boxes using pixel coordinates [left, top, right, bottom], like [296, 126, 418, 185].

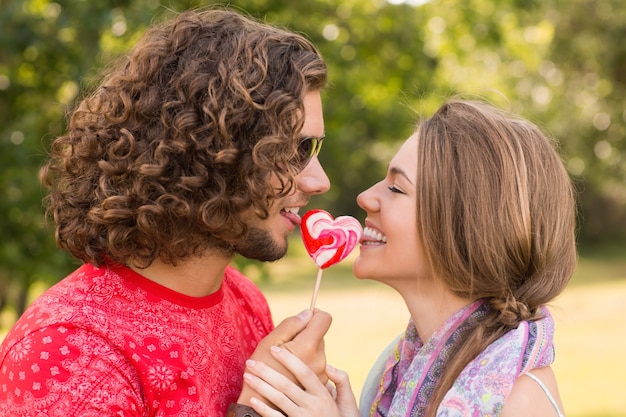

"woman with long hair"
[242, 99, 575, 417]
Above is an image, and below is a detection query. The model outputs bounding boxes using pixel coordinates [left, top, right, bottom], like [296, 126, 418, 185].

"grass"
[257, 242, 626, 417]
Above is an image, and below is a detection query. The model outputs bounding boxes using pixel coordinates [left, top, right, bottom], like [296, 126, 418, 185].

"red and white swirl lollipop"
[300, 209, 363, 309]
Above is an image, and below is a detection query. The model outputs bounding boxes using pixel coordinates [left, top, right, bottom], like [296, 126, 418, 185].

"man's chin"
[233, 228, 288, 262]
[236, 246, 288, 262]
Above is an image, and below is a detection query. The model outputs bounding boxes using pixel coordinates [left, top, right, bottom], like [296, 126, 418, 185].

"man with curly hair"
[0, 8, 332, 417]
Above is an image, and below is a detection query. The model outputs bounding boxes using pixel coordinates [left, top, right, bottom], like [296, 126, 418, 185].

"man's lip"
[281, 209, 302, 225]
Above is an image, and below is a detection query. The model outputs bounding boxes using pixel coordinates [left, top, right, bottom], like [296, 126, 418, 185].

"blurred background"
[1, 0, 625, 415]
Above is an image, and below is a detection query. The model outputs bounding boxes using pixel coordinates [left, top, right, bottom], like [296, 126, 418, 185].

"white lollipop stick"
[309, 268, 324, 310]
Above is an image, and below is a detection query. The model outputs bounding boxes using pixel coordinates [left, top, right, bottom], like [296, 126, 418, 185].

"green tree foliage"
[1, 0, 624, 315]
[0, 0, 176, 314]
[546, 0, 626, 242]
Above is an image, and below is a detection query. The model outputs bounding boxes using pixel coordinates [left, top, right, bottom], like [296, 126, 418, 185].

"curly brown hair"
[39, 8, 327, 268]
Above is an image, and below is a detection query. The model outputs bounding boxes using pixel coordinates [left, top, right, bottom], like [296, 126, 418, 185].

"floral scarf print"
[369, 300, 555, 417]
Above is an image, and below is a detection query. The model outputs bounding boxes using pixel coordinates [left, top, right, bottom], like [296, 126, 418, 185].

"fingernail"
[297, 309, 312, 321]
[243, 372, 253, 381]
[246, 359, 255, 368]
[270, 345, 281, 353]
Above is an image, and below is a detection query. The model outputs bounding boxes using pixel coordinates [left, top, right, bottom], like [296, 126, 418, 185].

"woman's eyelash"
[388, 185, 405, 194]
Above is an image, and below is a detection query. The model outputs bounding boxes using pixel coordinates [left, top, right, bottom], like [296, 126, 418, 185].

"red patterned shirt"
[0, 263, 274, 416]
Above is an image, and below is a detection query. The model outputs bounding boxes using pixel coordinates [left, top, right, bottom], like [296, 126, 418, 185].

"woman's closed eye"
[388, 185, 406, 194]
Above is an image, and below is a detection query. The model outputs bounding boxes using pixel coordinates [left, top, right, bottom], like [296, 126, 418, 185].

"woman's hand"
[244, 345, 360, 417]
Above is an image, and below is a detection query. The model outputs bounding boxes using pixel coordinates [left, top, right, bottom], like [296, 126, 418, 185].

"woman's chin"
[352, 257, 372, 280]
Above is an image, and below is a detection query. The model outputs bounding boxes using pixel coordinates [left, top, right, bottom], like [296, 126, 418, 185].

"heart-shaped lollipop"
[300, 209, 362, 308]
[301, 209, 363, 269]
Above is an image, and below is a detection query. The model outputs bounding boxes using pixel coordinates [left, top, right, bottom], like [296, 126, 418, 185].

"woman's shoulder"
[500, 367, 565, 417]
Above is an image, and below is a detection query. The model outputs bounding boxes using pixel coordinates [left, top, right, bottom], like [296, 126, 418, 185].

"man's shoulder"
[223, 265, 261, 291]
[40, 263, 113, 299]
[0, 264, 106, 341]
[223, 265, 268, 303]
[222, 265, 273, 329]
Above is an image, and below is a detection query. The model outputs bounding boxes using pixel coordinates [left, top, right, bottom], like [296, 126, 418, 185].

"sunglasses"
[294, 135, 325, 172]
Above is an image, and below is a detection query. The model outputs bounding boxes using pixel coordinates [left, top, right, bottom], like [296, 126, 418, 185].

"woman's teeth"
[362, 227, 387, 244]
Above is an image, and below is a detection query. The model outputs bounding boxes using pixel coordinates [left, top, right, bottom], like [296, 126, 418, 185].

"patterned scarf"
[368, 300, 554, 417]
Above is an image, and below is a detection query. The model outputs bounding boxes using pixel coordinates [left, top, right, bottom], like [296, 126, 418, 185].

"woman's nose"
[356, 183, 379, 212]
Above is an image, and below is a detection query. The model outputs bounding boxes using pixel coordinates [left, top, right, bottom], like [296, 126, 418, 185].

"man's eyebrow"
[389, 166, 413, 184]
[298, 133, 325, 139]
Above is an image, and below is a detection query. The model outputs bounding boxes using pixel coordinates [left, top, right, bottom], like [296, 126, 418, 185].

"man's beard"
[234, 225, 288, 262]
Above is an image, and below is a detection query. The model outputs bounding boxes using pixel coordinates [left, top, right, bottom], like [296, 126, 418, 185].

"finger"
[326, 363, 351, 389]
[249, 397, 286, 417]
[270, 309, 314, 345]
[288, 309, 332, 383]
[244, 361, 306, 415]
[244, 371, 295, 414]
[293, 309, 332, 343]
[325, 380, 338, 400]
[326, 364, 359, 412]
[270, 345, 329, 395]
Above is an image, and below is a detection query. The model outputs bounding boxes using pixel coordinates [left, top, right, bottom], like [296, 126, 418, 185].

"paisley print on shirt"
[0, 263, 274, 417]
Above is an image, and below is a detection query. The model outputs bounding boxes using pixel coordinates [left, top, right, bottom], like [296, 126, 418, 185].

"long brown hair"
[414, 100, 576, 416]
[39, 8, 327, 268]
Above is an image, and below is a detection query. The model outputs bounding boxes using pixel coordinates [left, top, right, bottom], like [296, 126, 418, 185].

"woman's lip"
[360, 233, 381, 244]
[363, 220, 381, 232]
[359, 239, 386, 246]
